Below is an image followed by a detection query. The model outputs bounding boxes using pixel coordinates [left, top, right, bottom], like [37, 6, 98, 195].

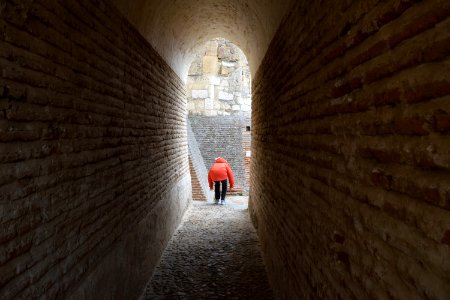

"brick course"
[250, 0, 450, 299]
[0, 0, 190, 299]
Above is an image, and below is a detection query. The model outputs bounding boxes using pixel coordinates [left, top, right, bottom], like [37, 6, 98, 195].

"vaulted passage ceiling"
[112, 0, 292, 80]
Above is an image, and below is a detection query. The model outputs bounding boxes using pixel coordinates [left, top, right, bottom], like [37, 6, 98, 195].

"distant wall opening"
[186, 38, 252, 200]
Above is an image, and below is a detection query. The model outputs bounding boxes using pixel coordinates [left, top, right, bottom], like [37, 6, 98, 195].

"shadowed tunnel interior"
[1, 0, 450, 299]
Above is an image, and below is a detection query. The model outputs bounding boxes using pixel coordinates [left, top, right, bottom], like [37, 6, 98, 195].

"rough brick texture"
[0, 0, 191, 299]
[250, 0, 450, 299]
[189, 115, 250, 193]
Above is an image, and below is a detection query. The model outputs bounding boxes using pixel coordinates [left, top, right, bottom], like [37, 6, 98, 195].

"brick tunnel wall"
[250, 0, 450, 299]
[0, 1, 191, 299]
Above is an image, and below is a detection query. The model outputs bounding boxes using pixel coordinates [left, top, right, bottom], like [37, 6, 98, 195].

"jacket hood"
[215, 157, 227, 163]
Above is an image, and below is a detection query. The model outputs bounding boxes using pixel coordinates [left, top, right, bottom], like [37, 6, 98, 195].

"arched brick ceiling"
[112, 0, 292, 81]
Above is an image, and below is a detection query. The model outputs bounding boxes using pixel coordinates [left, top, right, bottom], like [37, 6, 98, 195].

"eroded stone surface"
[187, 38, 251, 117]
[142, 200, 273, 300]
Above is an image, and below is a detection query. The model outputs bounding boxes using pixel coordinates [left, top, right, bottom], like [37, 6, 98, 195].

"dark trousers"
[214, 179, 228, 200]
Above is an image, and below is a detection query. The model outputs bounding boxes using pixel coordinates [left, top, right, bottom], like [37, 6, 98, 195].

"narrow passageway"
[3, 1, 450, 299]
[142, 197, 273, 300]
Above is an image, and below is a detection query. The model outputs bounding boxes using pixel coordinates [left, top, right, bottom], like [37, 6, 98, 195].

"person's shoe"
[215, 199, 220, 205]
[220, 200, 226, 205]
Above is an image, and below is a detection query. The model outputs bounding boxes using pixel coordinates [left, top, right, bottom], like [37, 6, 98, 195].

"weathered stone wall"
[187, 38, 251, 117]
[189, 116, 250, 192]
[250, 0, 450, 299]
[0, 1, 191, 299]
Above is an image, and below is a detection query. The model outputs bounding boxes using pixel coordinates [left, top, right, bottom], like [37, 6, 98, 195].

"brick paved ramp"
[142, 201, 273, 300]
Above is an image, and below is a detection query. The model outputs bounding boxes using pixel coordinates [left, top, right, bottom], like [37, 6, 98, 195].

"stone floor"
[141, 197, 274, 300]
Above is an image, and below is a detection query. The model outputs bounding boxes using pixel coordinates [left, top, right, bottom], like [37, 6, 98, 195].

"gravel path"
[142, 198, 274, 300]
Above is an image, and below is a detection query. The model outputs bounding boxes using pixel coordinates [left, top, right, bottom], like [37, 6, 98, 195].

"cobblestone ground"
[142, 197, 274, 300]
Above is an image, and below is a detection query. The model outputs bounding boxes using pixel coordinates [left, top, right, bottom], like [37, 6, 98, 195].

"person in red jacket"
[208, 157, 235, 205]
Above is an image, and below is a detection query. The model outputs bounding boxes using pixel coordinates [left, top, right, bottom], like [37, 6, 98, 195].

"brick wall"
[0, 0, 191, 299]
[250, 0, 450, 299]
[189, 115, 250, 193]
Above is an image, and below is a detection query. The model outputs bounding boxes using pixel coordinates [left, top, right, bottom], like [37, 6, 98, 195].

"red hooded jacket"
[208, 157, 235, 189]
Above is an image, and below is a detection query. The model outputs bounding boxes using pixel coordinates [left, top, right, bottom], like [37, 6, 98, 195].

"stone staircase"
[187, 120, 210, 201]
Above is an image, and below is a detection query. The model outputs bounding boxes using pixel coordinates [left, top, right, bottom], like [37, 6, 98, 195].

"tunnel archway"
[107, 2, 450, 298]
[186, 38, 252, 202]
[1, 1, 450, 299]
[112, 0, 293, 79]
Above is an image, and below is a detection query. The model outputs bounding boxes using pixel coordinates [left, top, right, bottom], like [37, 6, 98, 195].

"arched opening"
[2, 1, 450, 299]
[186, 38, 252, 207]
